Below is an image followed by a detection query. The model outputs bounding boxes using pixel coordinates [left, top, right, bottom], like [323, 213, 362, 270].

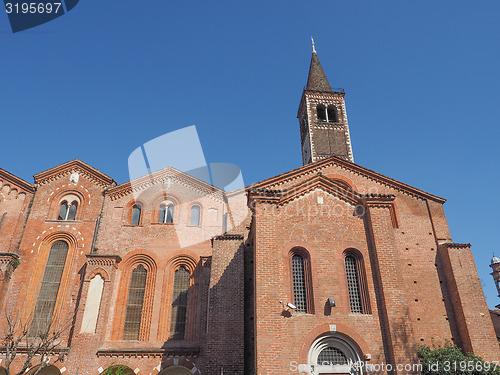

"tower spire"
[305, 40, 333, 92]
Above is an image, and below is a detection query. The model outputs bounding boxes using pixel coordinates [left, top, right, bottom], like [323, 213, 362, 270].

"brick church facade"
[0, 45, 499, 375]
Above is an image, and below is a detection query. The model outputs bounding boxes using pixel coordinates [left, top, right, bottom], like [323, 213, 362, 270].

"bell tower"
[298, 39, 354, 165]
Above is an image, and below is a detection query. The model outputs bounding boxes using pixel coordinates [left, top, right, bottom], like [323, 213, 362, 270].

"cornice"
[213, 234, 245, 241]
[86, 253, 122, 268]
[107, 166, 225, 202]
[97, 347, 200, 358]
[250, 156, 446, 204]
[0, 168, 34, 193]
[445, 243, 472, 249]
[33, 159, 115, 188]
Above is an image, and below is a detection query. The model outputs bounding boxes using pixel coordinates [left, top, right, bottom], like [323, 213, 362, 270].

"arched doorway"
[308, 334, 363, 375]
[0, 367, 7, 375]
[26, 366, 61, 375]
[158, 366, 192, 375]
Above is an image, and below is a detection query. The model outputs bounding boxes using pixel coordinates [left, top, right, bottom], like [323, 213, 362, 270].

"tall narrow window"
[190, 205, 201, 226]
[130, 205, 141, 225]
[292, 255, 307, 313]
[123, 265, 147, 340]
[169, 266, 190, 340]
[159, 202, 174, 224]
[222, 213, 228, 233]
[327, 105, 337, 122]
[58, 201, 68, 220]
[67, 201, 78, 220]
[29, 240, 69, 336]
[345, 256, 362, 313]
[316, 104, 327, 122]
[0, 212, 6, 231]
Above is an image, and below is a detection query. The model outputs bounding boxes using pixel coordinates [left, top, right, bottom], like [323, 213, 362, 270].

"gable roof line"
[250, 156, 446, 204]
[0, 168, 34, 193]
[107, 166, 225, 201]
[33, 159, 115, 187]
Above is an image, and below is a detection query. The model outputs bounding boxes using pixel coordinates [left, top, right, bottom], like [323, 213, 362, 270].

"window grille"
[130, 205, 141, 225]
[123, 265, 147, 340]
[190, 205, 200, 226]
[292, 255, 307, 312]
[29, 240, 69, 336]
[345, 256, 362, 313]
[169, 266, 190, 340]
[317, 346, 348, 366]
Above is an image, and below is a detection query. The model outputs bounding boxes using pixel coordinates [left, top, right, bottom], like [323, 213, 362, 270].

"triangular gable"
[107, 166, 225, 202]
[0, 167, 34, 193]
[250, 173, 362, 206]
[250, 156, 445, 204]
[33, 159, 115, 188]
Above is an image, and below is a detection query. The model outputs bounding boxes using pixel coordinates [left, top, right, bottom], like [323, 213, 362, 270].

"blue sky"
[1, 1, 500, 308]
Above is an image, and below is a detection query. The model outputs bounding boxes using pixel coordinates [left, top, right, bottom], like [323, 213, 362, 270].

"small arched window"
[30, 240, 69, 336]
[58, 200, 78, 220]
[123, 265, 147, 340]
[130, 204, 141, 226]
[292, 254, 307, 313]
[327, 105, 337, 122]
[190, 205, 201, 226]
[169, 266, 190, 340]
[58, 201, 68, 220]
[159, 201, 174, 224]
[316, 104, 327, 122]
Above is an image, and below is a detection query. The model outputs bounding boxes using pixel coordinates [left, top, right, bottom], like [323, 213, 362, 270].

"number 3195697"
[5, 2, 62, 14]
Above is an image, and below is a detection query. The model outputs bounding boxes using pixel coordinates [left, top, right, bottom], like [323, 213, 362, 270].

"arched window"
[159, 201, 174, 224]
[292, 253, 309, 313]
[30, 241, 69, 336]
[57, 200, 78, 220]
[130, 204, 141, 226]
[123, 265, 147, 340]
[345, 256, 362, 313]
[344, 253, 370, 314]
[327, 105, 337, 122]
[169, 266, 190, 340]
[57, 201, 68, 220]
[190, 205, 201, 226]
[316, 104, 327, 122]
[309, 335, 362, 374]
[67, 201, 78, 220]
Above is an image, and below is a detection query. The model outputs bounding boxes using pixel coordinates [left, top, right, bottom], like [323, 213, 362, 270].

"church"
[0, 44, 499, 375]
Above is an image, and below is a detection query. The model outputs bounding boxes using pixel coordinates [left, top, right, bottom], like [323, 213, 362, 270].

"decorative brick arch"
[157, 357, 201, 375]
[25, 232, 79, 323]
[96, 359, 141, 375]
[157, 254, 198, 341]
[85, 267, 111, 282]
[111, 252, 158, 341]
[47, 186, 89, 220]
[151, 191, 182, 223]
[299, 323, 370, 366]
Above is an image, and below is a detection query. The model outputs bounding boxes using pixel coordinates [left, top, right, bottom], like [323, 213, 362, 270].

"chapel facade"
[0, 45, 498, 375]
